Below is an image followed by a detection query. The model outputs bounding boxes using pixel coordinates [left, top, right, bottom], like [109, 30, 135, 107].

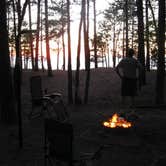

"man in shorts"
[115, 48, 142, 107]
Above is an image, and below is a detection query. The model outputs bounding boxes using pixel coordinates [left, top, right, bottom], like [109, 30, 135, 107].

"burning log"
[103, 113, 132, 129]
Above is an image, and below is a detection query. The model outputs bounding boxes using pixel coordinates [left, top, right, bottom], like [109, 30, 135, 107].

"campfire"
[103, 113, 132, 128]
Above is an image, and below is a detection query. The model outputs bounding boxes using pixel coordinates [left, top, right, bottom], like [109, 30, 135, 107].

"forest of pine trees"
[0, 0, 165, 123]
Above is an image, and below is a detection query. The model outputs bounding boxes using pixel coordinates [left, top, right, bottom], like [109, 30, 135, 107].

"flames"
[103, 113, 132, 128]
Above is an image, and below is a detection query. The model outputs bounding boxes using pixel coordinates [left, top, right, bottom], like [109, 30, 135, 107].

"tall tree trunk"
[83, 0, 87, 69]
[0, 0, 16, 124]
[40, 6, 45, 72]
[14, 0, 30, 148]
[136, 0, 146, 87]
[75, 0, 83, 104]
[131, 13, 134, 48]
[45, 0, 52, 76]
[93, 0, 97, 68]
[28, 0, 35, 70]
[62, 31, 66, 71]
[35, 0, 41, 71]
[12, 0, 17, 62]
[155, 0, 165, 104]
[57, 41, 60, 70]
[67, 0, 73, 104]
[107, 46, 110, 67]
[148, 0, 157, 35]
[61, 0, 66, 71]
[84, 0, 90, 104]
[112, 23, 116, 68]
[125, 0, 129, 56]
[122, 20, 125, 58]
[145, 0, 150, 71]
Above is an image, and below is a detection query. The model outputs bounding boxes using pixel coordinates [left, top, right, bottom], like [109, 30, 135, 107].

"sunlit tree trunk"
[155, 0, 165, 104]
[45, 0, 52, 76]
[67, 0, 73, 104]
[35, 0, 41, 71]
[0, 0, 16, 124]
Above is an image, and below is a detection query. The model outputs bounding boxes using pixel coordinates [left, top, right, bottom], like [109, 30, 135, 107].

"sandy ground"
[1, 68, 166, 166]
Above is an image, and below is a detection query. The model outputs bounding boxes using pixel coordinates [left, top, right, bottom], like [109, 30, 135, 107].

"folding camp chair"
[43, 96, 69, 122]
[44, 119, 103, 166]
[29, 75, 63, 119]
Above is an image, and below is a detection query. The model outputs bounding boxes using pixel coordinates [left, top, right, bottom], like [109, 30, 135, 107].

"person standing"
[115, 48, 142, 107]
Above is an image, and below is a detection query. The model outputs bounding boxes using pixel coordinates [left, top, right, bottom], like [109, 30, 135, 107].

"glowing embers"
[103, 113, 132, 129]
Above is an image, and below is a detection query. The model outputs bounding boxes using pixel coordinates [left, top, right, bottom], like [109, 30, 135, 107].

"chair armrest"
[44, 92, 62, 99]
[42, 96, 52, 102]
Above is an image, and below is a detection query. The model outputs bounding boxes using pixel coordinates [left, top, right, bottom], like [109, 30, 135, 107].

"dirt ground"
[1, 68, 166, 166]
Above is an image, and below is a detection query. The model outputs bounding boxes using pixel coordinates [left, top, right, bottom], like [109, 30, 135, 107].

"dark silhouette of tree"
[84, 0, 91, 103]
[75, 0, 84, 104]
[13, 0, 31, 147]
[148, 0, 157, 35]
[45, 0, 52, 76]
[125, 0, 129, 56]
[93, 0, 98, 68]
[0, 0, 16, 124]
[155, 0, 165, 104]
[97, 22, 111, 67]
[48, 0, 68, 71]
[145, 0, 150, 71]
[136, 0, 146, 86]
[67, 0, 73, 104]
[56, 40, 60, 70]
[11, 0, 17, 63]
[35, 0, 41, 71]
[91, 33, 108, 67]
[60, 0, 67, 71]
[21, 34, 31, 69]
[28, 0, 35, 70]
[40, 6, 45, 72]
[112, 23, 116, 68]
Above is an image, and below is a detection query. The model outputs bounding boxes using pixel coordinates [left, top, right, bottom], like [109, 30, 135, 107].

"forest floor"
[1, 68, 166, 166]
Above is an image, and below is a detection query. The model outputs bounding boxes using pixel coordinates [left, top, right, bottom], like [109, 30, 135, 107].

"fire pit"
[102, 113, 133, 135]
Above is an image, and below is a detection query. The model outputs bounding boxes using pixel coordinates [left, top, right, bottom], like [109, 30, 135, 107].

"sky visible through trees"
[19, 0, 112, 70]
[9, 0, 162, 71]
[0, 0, 165, 125]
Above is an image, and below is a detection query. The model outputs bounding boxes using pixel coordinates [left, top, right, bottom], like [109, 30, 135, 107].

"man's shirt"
[116, 57, 142, 79]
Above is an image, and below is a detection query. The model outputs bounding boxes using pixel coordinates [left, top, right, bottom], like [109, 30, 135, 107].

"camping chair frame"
[29, 75, 64, 119]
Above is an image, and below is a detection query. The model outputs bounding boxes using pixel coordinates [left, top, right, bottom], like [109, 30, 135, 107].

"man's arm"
[115, 65, 122, 79]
